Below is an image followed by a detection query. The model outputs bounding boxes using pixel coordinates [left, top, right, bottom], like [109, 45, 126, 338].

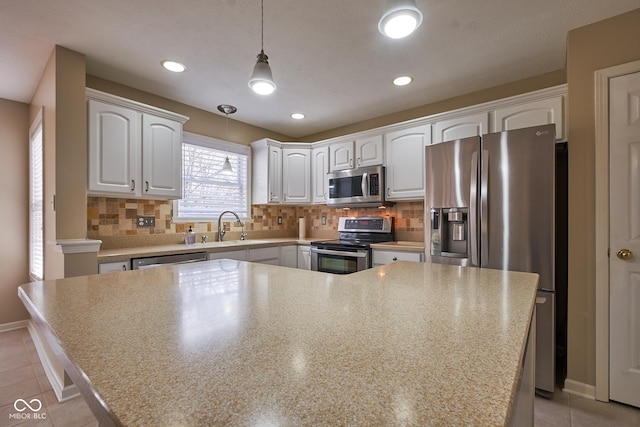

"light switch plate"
[277, 216, 282, 224]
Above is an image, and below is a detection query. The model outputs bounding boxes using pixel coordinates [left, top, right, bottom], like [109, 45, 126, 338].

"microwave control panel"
[369, 173, 380, 195]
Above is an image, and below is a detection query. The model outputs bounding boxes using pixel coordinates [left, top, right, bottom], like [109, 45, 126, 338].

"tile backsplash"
[88, 196, 424, 249]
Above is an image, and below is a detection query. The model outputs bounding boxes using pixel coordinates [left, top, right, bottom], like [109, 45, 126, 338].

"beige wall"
[0, 99, 30, 324]
[565, 8, 640, 388]
[86, 76, 292, 144]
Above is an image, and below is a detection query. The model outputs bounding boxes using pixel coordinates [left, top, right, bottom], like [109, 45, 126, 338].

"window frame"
[173, 132, 252, 223]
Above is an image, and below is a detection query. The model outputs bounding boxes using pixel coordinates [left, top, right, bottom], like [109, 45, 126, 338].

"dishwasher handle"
[136, 258, 205, 269]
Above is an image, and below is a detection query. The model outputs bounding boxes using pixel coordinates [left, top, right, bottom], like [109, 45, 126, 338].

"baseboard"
[25, 321, 80, 402]
[0, 320, 29, 332]
[563, 379, 597, 400]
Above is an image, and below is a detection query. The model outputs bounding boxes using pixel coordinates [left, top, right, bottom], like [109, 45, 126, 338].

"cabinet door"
[329, 140, 354, 171]
[268, 145, 283, 203]
[207, 250, 247, 261]
[141, 114, 182, 198]
[492, 96, 564, 140]
[280, 245, 298, 268]
[355, 135, 384, 167]
[373, 250, 423, 266]
[385, 124, 431, 200]
[433, 113, 489, 144]
[282, 148, 311, 203]
[88, 100, 140, 195]
[312, 146, 329, 204]
[297, 245, 311, 270]
[98, 261, 130, 273]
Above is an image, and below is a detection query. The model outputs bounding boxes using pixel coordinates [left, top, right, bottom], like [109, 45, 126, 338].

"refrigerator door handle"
[470, 151, 479, 266]
[480, 149, 489, 268]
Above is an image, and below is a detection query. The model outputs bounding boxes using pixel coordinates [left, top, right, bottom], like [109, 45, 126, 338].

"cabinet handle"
[349, 158, 353, 167]
[122, 265, 127, 271]
[357, 157, 361, 166]
[131, 180, 135, 191]
[392, 257, 398, 261]
[387, 187, 391, 196]
[145, 181, 149, 192]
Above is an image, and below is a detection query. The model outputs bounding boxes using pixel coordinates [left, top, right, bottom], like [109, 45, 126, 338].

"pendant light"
[217, 104, 237, 173]
[248, 0, 276, 95]
[378, 0, 423, 39]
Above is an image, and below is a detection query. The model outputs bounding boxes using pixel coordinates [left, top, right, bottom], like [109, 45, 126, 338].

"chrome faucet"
[217, 211, 245, 242]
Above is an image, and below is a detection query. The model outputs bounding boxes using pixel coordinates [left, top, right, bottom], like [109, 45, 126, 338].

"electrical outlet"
[321, 215, 327, 225]
[137, 215, 155, 228]
[277, 216, 282, 224]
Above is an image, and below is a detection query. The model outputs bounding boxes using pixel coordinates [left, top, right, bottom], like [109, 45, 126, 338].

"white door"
[609, 70, 640, 408]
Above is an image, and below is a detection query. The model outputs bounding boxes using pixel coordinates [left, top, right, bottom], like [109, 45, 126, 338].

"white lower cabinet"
[207, 250, 247, 261]
[297, 245, 311, 270]
[249, 247, 280, 265]
[372, 250, 423, 267]
[98, 261, 130, 273]
[280, 245, 298, 268]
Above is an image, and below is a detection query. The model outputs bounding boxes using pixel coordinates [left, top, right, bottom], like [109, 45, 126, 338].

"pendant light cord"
[261, 0, 264, 52]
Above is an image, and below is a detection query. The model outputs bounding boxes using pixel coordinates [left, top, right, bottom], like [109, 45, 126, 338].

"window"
[174, 132, 251, 221]
[29, 109, 44, 280]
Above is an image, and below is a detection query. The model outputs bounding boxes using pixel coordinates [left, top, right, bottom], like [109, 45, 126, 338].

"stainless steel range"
[311, 217, 395, 274]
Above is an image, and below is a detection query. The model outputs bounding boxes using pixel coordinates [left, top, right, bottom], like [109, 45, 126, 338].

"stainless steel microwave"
[327, 165, 389, 207]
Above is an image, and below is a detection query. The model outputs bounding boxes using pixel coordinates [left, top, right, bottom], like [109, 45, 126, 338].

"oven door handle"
[310, 247, 368, 258]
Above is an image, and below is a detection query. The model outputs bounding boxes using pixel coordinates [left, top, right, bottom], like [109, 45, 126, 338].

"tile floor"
[1, 327, 639, 426]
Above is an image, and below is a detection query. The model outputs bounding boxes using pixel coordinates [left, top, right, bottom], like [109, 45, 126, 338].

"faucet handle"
[201, 235, 208, 244]
[240, 232, 248, 240]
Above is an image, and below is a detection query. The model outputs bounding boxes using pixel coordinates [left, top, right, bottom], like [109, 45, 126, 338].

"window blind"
[29, 112, 43, 280]
[175, 134, 250, 220]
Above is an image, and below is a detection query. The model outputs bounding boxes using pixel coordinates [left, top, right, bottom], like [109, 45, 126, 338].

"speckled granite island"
[19, 261, 538, 426]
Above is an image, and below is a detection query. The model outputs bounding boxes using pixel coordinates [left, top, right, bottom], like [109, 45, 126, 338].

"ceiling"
[0, 1, 638, 139]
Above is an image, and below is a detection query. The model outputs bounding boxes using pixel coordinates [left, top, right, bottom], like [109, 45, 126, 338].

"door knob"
[616, 248, 633, 260]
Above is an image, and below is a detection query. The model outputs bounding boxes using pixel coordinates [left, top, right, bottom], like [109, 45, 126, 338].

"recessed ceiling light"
[291, 113, 305, 120]
[378, 0, 423, 39]
[161, 60, 186, 73]
[393, 75, 413, 86]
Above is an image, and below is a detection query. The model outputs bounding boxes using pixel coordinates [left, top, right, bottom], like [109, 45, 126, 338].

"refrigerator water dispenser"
[430, 207, 468, 258]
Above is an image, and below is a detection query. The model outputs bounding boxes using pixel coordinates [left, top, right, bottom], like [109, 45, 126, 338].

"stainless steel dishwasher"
[131, 252, 207, 269]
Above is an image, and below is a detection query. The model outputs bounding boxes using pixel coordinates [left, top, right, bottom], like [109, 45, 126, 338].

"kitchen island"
[19, 260, 537, 426]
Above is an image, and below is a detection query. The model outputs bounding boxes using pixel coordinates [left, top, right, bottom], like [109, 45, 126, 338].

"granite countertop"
[98, 238, 315, 262]
[19, 261, 537, 426]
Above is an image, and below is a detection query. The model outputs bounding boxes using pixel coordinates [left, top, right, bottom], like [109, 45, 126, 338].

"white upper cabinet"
[385, 124, 431, 200]
[282, 147, 311, 203]
[433, 112, 489, 144]
[251, 139, 282, 204]
[329, 140, 354, 171]
[491, 95, 565, 140]
[141, 114, 182, 198]
[87, 91, 187, 199]
[311, 145, 329, 204]
[329, 135, 384, 172]
[88, 100, 140, 195]
[355, 135, 384, 167]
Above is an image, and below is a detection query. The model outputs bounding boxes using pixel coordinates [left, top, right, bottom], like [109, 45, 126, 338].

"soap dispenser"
[185, 226, 196, 244]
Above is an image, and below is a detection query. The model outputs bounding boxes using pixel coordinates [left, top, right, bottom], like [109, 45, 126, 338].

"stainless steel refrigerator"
[424, 124, 564, 395]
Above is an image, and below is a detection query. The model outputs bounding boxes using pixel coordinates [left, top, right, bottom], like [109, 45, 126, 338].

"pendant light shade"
[249, 0, 276, 95]
[249, 50, 276, 95]
[379, 0, 423, 39]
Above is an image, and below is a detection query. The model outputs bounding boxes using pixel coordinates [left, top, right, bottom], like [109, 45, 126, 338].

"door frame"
[594, 59, 640, 402]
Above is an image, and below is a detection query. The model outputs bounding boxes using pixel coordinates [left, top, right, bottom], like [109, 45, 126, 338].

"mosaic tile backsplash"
[88, 197, 424, 249]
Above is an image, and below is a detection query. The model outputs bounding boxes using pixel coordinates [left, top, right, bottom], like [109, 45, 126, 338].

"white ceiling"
[0, 1, 638, 138]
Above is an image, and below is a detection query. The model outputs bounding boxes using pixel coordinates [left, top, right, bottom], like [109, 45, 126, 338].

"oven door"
[310, 247, 370, 274]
